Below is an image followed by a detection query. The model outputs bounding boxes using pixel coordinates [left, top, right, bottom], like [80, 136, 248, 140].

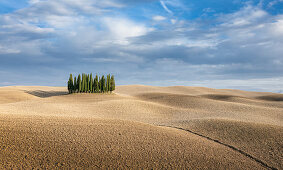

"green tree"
[94, 75, 99, 93]
[84, 73, 87, 92]
[67, 74, 74, 94]
[84, 74, 87, 92]
[78, 74, 81, 92]
[98, 76, 101, 93]
[106, 74, 110, 92]
[86, 74, 89, 92]
[74, 77, 77, 93]
[101, 75, 106, 93]
[81, 74, 84, 92]
[110, 75, 115, 92]
[105, 75, 109, 92]
[90, 73, 93, 93]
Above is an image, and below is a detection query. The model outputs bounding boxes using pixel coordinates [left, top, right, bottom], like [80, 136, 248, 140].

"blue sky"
[0, 0, 283, 92]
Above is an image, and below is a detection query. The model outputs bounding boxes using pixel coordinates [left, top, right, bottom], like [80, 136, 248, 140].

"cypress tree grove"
[110, 75, 115, 92]
[67, 73, 115, 94]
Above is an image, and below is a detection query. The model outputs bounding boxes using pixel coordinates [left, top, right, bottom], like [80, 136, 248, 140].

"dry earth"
[0, 85, 282, 169]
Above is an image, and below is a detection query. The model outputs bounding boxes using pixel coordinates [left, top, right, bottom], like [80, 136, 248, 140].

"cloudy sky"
[0, 0, 283, 92]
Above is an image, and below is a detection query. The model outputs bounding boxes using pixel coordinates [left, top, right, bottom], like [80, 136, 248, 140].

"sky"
[0, 0, 283, 92]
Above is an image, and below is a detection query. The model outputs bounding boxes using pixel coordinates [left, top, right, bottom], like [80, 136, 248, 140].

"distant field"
[0, 85, 282, 169]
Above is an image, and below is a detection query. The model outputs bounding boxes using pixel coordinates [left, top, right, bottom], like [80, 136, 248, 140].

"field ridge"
[158, 124, 278, 170]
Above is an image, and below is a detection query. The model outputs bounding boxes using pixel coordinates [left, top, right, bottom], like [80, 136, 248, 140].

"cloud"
[268, 0, 283, 8]
[270, 17, 283, 36]
[0, 1, 283, 92]
[124, 4, 283, 86]
[219, 5, 268, 27]
[160, 1, 173, 14]
[0, 45, 20, 54]
[28, 0, 44, 4]
[103, 17, 150, 39]
[152, 15, 166, 21]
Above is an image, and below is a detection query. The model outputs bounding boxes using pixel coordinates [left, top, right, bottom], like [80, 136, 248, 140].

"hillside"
[0, 85, 282, 169]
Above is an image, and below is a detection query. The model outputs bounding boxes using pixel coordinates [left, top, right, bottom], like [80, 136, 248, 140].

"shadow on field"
[24, 90, 68, 98]
[200, 94, 239, 101]
[256, 95, 283, 101]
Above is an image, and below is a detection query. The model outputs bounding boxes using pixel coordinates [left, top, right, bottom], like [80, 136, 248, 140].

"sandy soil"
[0, 85, 282, 169]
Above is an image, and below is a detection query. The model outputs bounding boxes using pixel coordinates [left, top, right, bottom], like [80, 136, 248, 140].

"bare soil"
[0, 85, 282, 169]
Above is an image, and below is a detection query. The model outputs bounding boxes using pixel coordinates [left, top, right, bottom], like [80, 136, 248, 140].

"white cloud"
[270, 18, 283, 36]
[170, 19, 177, 24]
[153, 37, 219, 48]
[160, 1, 173, 14]
[220, 5, 268, 27]
[45, 15, 83, 28]
[103, 17, 151, 44]
[0, 45, 21, 54]
[84, 52, 143, 63]
[152, 15, 166, 21]
[29, 0, 43, 4]
[268, 0, 283, 8]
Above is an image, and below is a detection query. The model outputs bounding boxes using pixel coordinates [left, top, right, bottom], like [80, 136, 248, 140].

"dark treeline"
[67, 73, 115, 94]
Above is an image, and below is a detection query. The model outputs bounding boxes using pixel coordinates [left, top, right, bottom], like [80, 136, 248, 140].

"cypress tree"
[109, 74, 111, 92]
[106, 74, 110, 92]
[84, 73, 87, 92]
[94, 75, 99, 93]
[70, 74, 74, 93]
[67, 74, 74, 94]
[82, 74, 84, 92]
[108, 74, 111, 92]
[84, 74, 87, 92]
[81, 74, 84, 92]
[99, 76, 103, 93]
[86, 74, 89, 92]
[99, 76, 101, 93]
[93, 77, 95, 93]
[90, 73, 93, 93]
[81, 74, 83, 92]
[93, 76, 95, 92]
[74, 77, 77, 93]
[110, 75, 115, 92]
[101, 75, 106, 93]
[78, 74, 81, 92]
[88, 74, 91, 92]
[106, 75, 108, 92]
[68, 75, 71, 93]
